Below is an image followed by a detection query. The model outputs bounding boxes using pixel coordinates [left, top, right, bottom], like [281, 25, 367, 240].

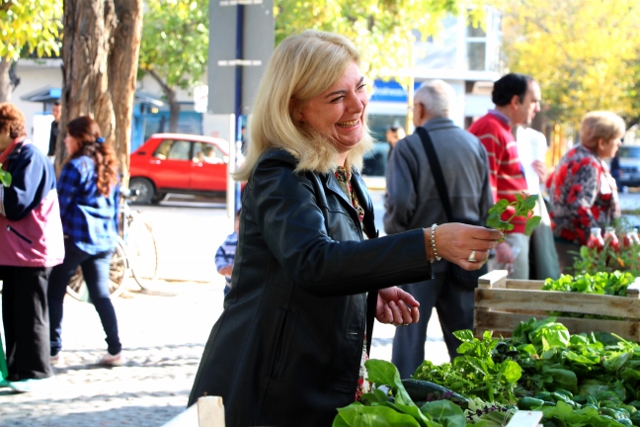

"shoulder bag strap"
[415, 126, 453, 222]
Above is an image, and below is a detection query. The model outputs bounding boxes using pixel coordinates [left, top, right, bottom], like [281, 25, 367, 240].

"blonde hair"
[234, 30, 373, 181]
[580, 111, 626, 149]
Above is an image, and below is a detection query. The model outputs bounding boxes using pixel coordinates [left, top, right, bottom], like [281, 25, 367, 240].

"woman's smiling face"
[298, 61, 368, 154]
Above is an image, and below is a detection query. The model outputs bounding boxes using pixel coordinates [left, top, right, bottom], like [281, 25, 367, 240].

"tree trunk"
[108, 0, 143, 185]
[0, 57, 13, 102]
[148, 68, 180, 133]
[58, 0, 142, 180]
[168, 89, 180, 133]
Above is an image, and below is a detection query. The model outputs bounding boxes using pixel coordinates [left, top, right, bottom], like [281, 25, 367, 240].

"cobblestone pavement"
[0, 281, 447, 427]
[0, 281, 224, 427]
[0, 195, 448, 426]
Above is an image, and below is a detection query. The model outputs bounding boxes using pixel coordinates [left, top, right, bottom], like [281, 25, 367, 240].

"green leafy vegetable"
[332, 359, 471, 427]
[0, 164, 11, 187]
[541, 271, 637, 319]
[413, 330, 522, 404]
[485, 193, 541, 238]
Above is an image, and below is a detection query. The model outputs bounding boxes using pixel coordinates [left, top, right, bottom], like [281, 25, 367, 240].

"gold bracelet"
[430, 223, 442, 263]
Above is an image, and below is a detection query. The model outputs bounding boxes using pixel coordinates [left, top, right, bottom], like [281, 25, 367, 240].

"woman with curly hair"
[547, 111, 625, 273]
[47, 116, 124, 366]
[0, 102, 64, 393]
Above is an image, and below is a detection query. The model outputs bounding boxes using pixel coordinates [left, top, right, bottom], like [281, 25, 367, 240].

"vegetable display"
[571, 228, 640, 277]
[334, 317, 640, 427]
[542, 271, 636, 297]
[541, 271, 637, 319]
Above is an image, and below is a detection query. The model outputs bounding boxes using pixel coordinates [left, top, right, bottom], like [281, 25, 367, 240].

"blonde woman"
[188, 30, 502, 426]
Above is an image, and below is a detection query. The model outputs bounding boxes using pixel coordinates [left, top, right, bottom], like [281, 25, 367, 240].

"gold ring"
[402, 323, 409, 326]
[467, 250, 477, 263]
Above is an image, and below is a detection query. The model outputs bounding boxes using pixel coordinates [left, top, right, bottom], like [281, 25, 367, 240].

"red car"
[129, 133, 231, 204]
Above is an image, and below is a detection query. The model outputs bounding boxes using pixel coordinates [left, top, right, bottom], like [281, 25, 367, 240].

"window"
[467, 23, 486, 38]
[153, 140, 172, 159]
[154, 140, 192, 161]
[467, 42, 487, 71]
[193, 142, 226, 163]
[167, 141, 191, 160]
[464, 8, 502, 72]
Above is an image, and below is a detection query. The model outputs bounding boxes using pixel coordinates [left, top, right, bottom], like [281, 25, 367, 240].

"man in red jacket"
[468, 73, 541, 279]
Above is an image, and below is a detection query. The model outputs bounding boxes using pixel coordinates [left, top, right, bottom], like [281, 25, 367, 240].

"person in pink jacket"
[0, 102, 64, 393]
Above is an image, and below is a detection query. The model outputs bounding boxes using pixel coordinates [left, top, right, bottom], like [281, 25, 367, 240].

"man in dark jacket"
[384, 80, 493, 378]
[47, 101, 61, 158]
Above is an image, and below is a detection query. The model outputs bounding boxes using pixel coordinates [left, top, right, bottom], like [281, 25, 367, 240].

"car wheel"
[129, 178, 155, 205]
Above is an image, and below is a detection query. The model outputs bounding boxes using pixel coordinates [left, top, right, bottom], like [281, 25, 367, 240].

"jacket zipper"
[7, 225, 33, 244]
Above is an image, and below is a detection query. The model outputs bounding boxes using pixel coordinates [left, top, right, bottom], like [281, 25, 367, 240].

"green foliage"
[0, 0, 62, 60]
[337, 316, 640, 425]
[333, 359, 471, 427]
[138, 0, 209, 90]
[410, 317, 640, 426]
[274, 0, 488, 87]
[0, 164, 11, 186]
[413, 330, 523, 404]
[485, 193, 540, 238]
[571, 241, 640, 277]
[496, 0, 640, 126]
[542, 271, 636, 297]
[541, 271, 637, 320]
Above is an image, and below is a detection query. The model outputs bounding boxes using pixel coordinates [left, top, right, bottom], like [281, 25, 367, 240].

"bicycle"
[66, 189, 160, 301]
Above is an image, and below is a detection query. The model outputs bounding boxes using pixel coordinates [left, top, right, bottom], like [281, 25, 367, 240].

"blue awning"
[20, 86, 62, 103]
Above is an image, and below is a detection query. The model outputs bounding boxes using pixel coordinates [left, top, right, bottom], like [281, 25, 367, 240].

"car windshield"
[618, 146, 640, 158]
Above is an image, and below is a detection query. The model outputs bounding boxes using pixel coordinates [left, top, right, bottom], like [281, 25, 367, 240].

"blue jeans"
[48, 239, 122, 356]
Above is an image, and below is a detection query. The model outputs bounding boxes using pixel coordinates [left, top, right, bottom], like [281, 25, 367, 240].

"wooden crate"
[473, 270, 640, 341]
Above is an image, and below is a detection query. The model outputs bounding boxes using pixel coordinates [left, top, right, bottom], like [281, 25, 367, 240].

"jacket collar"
[420, 116, 457, 132]
[259, 148, 377, 237]
[0, 138, 26, 165]
[318, 165, 377, 238]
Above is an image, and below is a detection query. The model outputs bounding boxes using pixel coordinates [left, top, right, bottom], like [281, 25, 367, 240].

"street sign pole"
[209, 0, 274, 218]
[234, 5, 244, 214]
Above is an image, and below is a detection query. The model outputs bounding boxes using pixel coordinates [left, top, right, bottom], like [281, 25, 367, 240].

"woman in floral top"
[547, 111, 625, 273]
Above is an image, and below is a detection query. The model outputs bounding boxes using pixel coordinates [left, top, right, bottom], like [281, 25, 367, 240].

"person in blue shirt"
[215, 210, 240, 296]
[47, 116, 124, 367]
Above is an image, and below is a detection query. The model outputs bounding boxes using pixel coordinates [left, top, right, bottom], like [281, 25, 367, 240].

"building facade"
[364, 8, 503, 175]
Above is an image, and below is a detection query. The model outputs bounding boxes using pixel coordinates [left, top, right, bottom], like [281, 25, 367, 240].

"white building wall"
[369, 10, 501, 131]
[11, 60, 63, 152]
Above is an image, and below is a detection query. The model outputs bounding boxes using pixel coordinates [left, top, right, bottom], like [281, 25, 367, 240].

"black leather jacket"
[189, 148, 432, 426]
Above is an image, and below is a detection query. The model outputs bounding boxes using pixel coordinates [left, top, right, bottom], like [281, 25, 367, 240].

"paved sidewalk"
[0, 197, 448, 426]
[0, 280, 447, 427]
[0, 281, 223, 427]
